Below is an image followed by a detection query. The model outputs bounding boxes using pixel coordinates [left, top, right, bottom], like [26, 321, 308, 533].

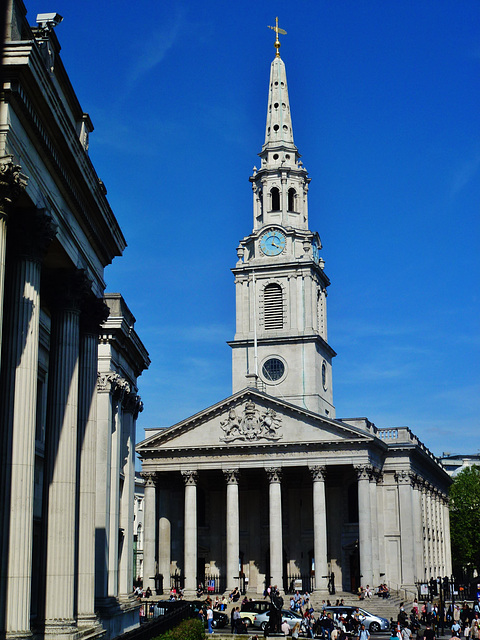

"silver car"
[253, 608, 303, 631]
[324, 606, 390, 632]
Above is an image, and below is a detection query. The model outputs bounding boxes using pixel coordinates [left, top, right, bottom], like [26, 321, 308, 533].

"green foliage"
[152, 618, 205, 640]
[449, 465, 480, 575]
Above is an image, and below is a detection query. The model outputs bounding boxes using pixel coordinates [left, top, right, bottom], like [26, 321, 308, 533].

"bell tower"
[229, 22, 336, 417]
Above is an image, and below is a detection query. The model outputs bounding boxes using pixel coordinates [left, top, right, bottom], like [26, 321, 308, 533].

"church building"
[136, 27, 451, 599]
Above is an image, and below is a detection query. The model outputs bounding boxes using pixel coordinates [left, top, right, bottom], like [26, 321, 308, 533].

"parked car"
[189, 601, 228, 629]
[324, 606, 389, 632]
[253, 608, 303, 631]
[240, 600, 270, 627]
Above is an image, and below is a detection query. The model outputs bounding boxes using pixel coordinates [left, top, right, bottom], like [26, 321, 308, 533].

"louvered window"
[264, 283, 283, 329]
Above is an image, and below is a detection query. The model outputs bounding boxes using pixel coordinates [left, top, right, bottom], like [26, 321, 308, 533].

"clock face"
[312, 242, 319, 263]
[259, 230, 286, 256]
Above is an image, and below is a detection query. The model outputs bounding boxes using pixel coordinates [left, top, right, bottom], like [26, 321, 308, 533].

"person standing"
[206, 606, 214, 634]
[358, 623, 370, 640]
[233, 606, 241, 634]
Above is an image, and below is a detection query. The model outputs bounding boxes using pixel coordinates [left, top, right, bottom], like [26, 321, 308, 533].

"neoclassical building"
[1, 3, 149, 640]
[136, 30, 451, 597]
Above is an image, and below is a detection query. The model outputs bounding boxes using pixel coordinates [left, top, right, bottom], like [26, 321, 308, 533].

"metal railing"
[285, 574, 315, 594]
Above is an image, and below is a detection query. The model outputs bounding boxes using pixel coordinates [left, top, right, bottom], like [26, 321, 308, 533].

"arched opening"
[287, 188, 296, 212]
[270, 187, 280, 211]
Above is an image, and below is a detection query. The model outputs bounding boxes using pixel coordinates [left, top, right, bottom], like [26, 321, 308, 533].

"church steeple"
[263, 54, 296, 153]
[229, 29, 336, 418]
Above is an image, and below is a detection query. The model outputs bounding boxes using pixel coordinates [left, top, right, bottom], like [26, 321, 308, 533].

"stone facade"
[0, 3, 149, 639]
[137, 40, 452, 599]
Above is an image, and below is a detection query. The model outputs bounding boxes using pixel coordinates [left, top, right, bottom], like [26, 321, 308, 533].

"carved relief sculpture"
[220, 400, 282, 443]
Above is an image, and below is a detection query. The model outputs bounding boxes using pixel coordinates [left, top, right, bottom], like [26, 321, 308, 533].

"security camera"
[36, 13, 63, 28]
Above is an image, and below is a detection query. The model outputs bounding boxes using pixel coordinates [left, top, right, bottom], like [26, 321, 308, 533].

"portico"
[137, 390, 452, 597]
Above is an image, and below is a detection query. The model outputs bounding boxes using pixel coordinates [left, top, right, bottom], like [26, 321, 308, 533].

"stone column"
[411, 475, 424, 583]
[434, 492, 441, 574]
[95, 372, 117, 602]
[375, 473, 386, 580]
[310, 466, 328, 593]
[438, 494, 445, 573]
[158, 481, 171, 593]
[224, 469, 240, 591]
[266, 467, 283, 592]
[421, 484, 429, 579]
[443, 496, 452, 575]
[369, 471, 380, 588]
[0, 157, 27, 365]
[182, 470, 198, 597]
[77, 297, 108, 625]
[44, 269, 89, 636]
[108, 379, 130, 597]
[118, 393, 142, 598]
[142, 472, 158, 593]
[0, 208, 54, 638]
[396, 470, 416, 588]
[355, 465, 373, 588]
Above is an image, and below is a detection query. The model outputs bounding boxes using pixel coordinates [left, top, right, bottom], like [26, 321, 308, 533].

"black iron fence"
[203, 574, 226, 595]
[285, 574, 315, 594]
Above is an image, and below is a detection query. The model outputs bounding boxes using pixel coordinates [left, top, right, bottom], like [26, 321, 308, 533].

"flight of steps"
[308, 590, 412, 623]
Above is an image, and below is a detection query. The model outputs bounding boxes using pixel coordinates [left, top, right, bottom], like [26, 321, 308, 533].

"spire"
[263, 20, 296, 154]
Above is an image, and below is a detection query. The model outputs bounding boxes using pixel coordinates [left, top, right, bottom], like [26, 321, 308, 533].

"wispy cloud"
[450, 153, 480, 197]
[125, 7, 186, 92]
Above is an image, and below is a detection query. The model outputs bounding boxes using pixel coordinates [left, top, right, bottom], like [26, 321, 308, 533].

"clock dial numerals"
[260, 230, 286, 256]
[312, 241, 319, 263]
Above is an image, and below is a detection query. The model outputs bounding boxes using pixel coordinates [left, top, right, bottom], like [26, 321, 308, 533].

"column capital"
[97, 372, 130, 397]
[0, 156, 28, 218]
[141, 472, 158, 488]
[394, 470, 413, 485]
[310, 465, 327, 481]
[181, 470, 198, 486]
[354, 464, 374, 481]
[8, 207, 56, 261]
[123, 391, 143, 418]
[223, 468, 240, 484]
[266, 467, 282, 483]
[45, 268, 92, 313]
[80, 295, 110, 335]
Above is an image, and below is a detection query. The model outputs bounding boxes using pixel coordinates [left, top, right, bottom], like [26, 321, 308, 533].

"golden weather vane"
[267, 17, 287, 57]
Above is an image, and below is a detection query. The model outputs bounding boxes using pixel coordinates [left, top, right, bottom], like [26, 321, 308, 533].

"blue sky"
[42, 1, 479, 458]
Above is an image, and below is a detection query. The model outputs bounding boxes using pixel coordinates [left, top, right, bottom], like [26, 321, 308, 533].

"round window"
[262, 358, 285, 382]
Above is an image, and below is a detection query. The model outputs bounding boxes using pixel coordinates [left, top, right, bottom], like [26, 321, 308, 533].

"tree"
[449, 465, 480, 577]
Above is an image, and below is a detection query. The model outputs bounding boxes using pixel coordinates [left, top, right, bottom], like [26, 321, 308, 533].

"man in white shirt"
[206, 606, 214, 634]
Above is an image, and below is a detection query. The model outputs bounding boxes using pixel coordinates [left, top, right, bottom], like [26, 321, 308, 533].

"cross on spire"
[267, 17, 287, 58]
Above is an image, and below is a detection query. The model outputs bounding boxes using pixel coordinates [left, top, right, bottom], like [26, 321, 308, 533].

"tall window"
[288, 188, 296, 212]
[270, 187, 280, 211]
[264, 283, 283, 329]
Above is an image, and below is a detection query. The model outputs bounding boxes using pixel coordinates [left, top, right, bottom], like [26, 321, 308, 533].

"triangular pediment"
[136, 388, 375, 455]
